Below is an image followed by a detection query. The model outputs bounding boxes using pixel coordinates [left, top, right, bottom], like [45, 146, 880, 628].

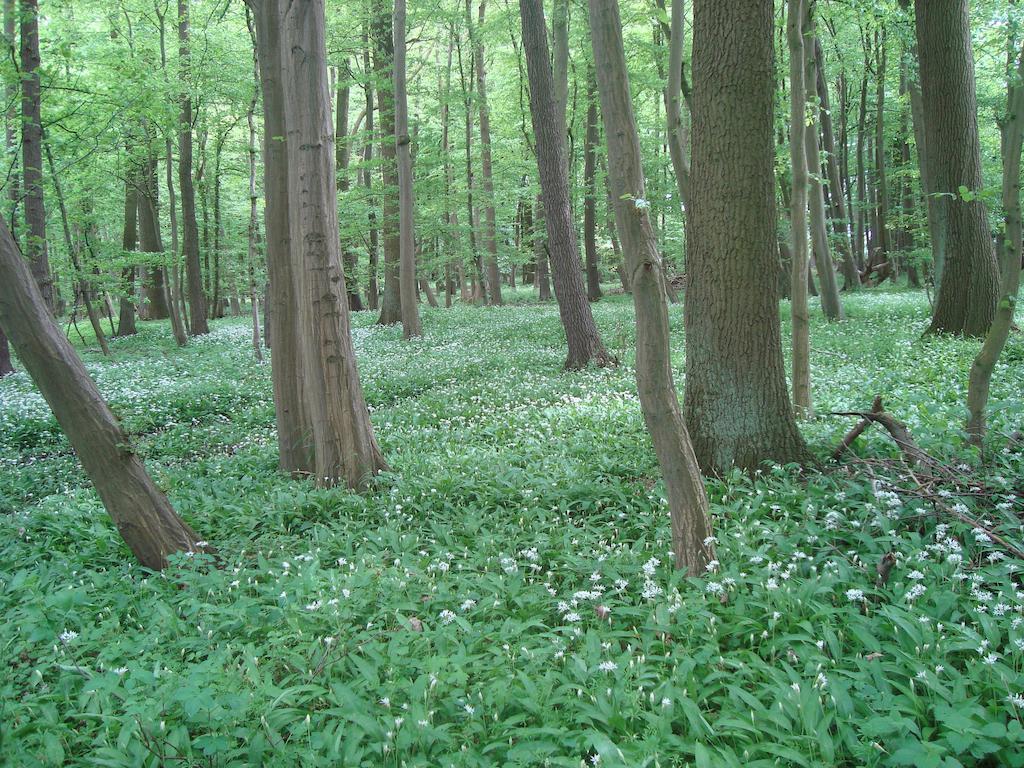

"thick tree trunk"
[117, 170, 139, 336]
[473, 0, 502, 306]
[915, 0, 999, 337]
[589, 0, 714, 576]
[685, 0, 808, 473]
[787, 0, 812, 417]
[373, 0, 402, 326]
[520, 0, 613, 369]
[583, 73, 602, 302]
[20, 0, 51, 312]
[394, 0, 423, 338]
[250, 0, 313, 475]
[0, 216, 207, 569]
[279, 0, 388, 487]
[177, 0, 208, 336]
[815, 38, 859, 291]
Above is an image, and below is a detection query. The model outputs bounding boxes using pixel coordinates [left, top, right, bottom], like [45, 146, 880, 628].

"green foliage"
[2, 291, 1024, 766]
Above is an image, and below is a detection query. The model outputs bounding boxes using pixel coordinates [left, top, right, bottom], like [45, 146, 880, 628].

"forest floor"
[2, 288, 1024, 766]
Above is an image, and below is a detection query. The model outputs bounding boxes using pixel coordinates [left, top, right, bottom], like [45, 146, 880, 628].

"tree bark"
[0, 216, 207, 569]
[177, 0, 208, 335]
[250, 0, 313, 475]
[245, 8, 264, 363]
[589, 0, 714, 576]
[520, 0, 613, 369]
[362, 24, 380, 311]
[279, 0, 388, 487]
[335, 63, 364, 312]
[915, 0, 999, 337]
[665, 0, 691, 210]
[138, 150, 171, 321]
[20, 0, 52, 312]
[787, 0, 812, 418]
[373, 0, 402, 326]
[533, 194, 551, 300]
[815, 38, 859, 290]
[393, 0, 423, 339]
[583, 72, 602, 302]
[873, 29, 891, 268]
[685, 0, 808, 473]
[117, 168, 140, 336]
[473, 0, 502, 306]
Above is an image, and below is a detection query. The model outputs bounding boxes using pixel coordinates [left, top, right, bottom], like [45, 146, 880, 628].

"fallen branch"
[828, 396, 932, 468]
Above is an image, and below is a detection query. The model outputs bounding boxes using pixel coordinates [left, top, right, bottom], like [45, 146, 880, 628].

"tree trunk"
[245, 8, 264, 363]
[20, 0, 51, 312]
[583, 72, 602, 302]
[520, 0, 613, 369]
[278, 0, 388, 487]
[854, 70, 868, 272]
[5, 0, 18, 239]
[589, 0, 714, 576]
[373, 0, 402, 326]
[363, 24, 380, 311]
[966, 39, 1024, 442]
[0, 216, 207, 569]
[394, 0, 423, 338]
[0, 327, 11, 376]
[250, 0, 312, 475]
[138, 151, 171, 321]
[533, 194, 551, 300]
[117, 169, 139, 336]
[873, 29, 891, 270]
[164, 135, 190, 348]
[804, 10, 843, 321]
[335, 63, 364, 313]
[815, 38, 859, 290]
[473, 0, 503, 306]
[178, 0, 208, 335]
[686, 0, 808, 473]
[459, 5, 486, 305]
[787, 0, 812, 417]
[665, 0, 691, 210]
[916, 0, 999, 337]
[441, 31, 462, 308]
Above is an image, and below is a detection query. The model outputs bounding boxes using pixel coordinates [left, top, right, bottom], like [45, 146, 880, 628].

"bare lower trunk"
[520, 0, 612, 369]
[583, 73, 603, 302]
[363, 24, 380, 312]
[473, 0, 502, 306]
[246, 8, 264, 363]
[394, 0, 422, 339]
[0, 216, 207, 569]
[116, 169, 139, 336]
[20, 0, 51, 311]
[373, 0, 402, 326]
[589, 0, 714, 575]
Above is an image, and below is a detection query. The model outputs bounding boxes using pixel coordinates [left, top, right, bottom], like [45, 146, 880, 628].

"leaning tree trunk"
[787, 0, 812, 417]
[589, 0, 715, 576]
[249, 0, 313, 475]
[685, 0, 808, 473]
[393, 0, 423, 339]
[520, 0, 613, 369]
[0, 216, 207, 570]
[373, 0, 402, 326]
[177, 0, 208, 335]
[279, 0, 388, 488]
[915, 0, 999, 337]
[583, 72, 603, 302]
[20, 0, 52, 312]
[966, 41, 1024, 442]
[116, 168, 139, 336]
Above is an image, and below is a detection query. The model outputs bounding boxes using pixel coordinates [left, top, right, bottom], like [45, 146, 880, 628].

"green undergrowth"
[1, 288, 1023, 767]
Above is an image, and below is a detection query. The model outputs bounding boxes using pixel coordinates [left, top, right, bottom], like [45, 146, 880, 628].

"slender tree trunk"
[45, 146, 110, 357]
[363, 25, 380, 311]
[373, 0, 402, 326]
[787, 0, 812, 417]
[250, 0, 312, 474]
[533, 194, 551, 300]
[277, 0, 388, 487]
[665, 0, 691, 209]
[583, 72, 602, 302]
[5, 0, 18, 239]
[393, 0, 423, 338]
[520, 0, 612, 369]
[966, 37, 1024, 442]
[686, 0, 808, 473]
[117, 168, 140, 336]
[164, 136, 189, 348]
[335, 63, 364, 313]
[873, 29, 891, 273]
[177, 0, 208, 335]
[0, 326, 11, 376]
[916, 0, 999, 337]
[458, 6, 486, 305]
[854, 69, 868, 272]
[472, 0, 502, 306]
[441, 31, 462, 308]
[246, 8, 264, 363]
[815, 38, 859, 290]
[0, 216, 208, 569]
[138, 150, 171, 322]
[589, 0, 714, 576]
[20, 0, 51, 311]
